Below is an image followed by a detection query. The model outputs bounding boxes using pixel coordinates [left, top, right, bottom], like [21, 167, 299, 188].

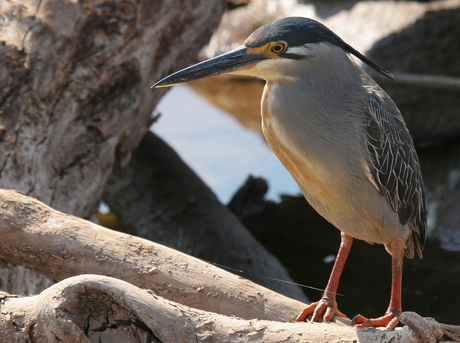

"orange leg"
[353, 237, 405, 330]
[296, 232, 352, 322]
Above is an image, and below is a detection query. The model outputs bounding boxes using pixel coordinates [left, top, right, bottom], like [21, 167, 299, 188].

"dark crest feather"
[245, 17, 395, 80]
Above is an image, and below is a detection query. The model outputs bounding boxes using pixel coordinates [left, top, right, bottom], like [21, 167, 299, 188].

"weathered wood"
[0, 189, 307, 322]
[0, 274, 454, 343]
[0, 0, 225, 218]
[1, 190, 458, 342]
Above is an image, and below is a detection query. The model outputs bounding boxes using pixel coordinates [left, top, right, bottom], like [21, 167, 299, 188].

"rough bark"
[0, 189, 307, 322]
[103, 131, 307, 302]
[0, 0, 224, 218]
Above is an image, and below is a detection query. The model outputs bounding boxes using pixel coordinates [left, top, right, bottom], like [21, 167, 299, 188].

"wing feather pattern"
[364, 87, 426, 259]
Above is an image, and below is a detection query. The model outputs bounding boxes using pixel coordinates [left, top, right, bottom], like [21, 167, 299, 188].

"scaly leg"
[296, 232, 353, 322]
[353, 236, 405, 330]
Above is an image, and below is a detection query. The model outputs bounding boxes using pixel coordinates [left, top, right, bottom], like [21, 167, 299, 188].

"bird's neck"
[260, 48, 368, 173]
[262, 53, 366, 127]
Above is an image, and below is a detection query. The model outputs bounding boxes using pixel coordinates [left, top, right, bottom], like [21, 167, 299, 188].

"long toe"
[353, 312, 400, 330]
[296, 299, 348, 323]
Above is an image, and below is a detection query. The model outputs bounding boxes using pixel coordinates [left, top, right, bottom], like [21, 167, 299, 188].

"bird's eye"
[271, 42, 287, 54]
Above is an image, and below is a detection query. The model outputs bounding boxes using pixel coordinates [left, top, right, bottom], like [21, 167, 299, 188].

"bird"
[152, 17, 426, 330]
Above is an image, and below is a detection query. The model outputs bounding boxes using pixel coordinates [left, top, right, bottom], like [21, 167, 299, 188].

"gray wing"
[364, 88, 426, 259]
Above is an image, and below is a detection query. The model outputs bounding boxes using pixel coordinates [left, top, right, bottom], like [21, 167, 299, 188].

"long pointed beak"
[151, 45, 265, 88]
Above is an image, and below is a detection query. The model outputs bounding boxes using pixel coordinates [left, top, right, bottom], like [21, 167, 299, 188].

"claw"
[296, 298, 348, 323]
[353, 311, 400, 330]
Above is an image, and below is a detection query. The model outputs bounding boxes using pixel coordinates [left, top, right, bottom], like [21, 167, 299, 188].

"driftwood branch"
[1, 274, 457, 343]
[0, 189, 305, 322]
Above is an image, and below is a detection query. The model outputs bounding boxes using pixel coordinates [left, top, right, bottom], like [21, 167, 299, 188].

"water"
[152, 85, 300, 204]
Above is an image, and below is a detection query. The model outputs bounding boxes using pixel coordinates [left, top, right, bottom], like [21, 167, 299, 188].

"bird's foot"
[296, 298, 348, 323]
[352, 310, 400, 330]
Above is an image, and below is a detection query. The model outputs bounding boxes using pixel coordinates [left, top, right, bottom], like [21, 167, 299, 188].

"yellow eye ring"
[271, 42, 287, 54]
